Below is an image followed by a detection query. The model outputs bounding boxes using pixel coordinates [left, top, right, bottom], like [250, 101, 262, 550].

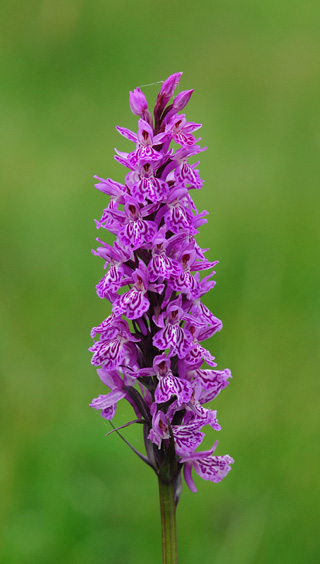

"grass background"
[1, 1, 320, 562]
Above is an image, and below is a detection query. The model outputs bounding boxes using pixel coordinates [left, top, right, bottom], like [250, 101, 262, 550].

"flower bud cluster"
[90, 73, 233, 493]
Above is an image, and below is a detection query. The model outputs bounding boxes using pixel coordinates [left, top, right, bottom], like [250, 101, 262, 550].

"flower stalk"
[158, 476, 177, 564]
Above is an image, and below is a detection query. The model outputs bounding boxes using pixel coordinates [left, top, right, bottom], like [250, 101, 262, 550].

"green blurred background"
[1, 1, 319, 562]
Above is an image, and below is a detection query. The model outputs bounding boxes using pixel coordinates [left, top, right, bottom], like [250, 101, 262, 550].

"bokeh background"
[1, 1, 320, 563]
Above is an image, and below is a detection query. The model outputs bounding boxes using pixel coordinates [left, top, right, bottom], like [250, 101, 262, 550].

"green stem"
[158, 476, 178, 564]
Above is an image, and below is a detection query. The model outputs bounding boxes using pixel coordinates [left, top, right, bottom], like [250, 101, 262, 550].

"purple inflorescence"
[90, 73, 233, 494]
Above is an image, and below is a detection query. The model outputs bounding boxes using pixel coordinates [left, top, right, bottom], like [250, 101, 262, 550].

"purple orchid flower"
[165, 114, 202, 146]
[89, 73, 233, 563]
[126, 160, 169, 204]
[181, 441, 234, 492]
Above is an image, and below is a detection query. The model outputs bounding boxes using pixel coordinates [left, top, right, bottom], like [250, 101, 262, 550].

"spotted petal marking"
[153, 325, 192, 358]
[175, 160, 202, 189]
[148, 254, 180, 282]
[90, 337, 122, 368]
[173, 427, 204, 456]
[131, 177, 169, 204]
[196, 369, 232, 402]
[155, 374, 192, 406]
[113, 287, 150, 320]
[90, 315, 118, 339]
[194, 454, 234, 483]
[170, 271, 198, 298]
[192, 301, 223, 330]
[128, 146, 162, 168]
[165, 202, 194, 234]
[174, 132, 196, 146]
[96, 265, 124, 297]
[119, 219, 156, 249]
[185, 343, 217, 367]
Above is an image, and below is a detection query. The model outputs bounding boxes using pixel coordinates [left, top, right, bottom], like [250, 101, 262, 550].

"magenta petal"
[183, 462, 197, 493]
[147, 428, 162, 448]
[198, 369, 232, 403]
[194, 454, 234, 483]
[154, 376, 173, 403]
[153, 327, 170, 350]
[172, 326, 192, 358]
[148, 254, 175, 281]
[119, 219, 156, 249]
[173, 427, 204, 455]
[89, 389, 126, 410]
[116, 126, 138, 143]
[101, 404, 117, 420]
[154, 375, 192, 405]
[180, 441, 219, 463]
[113, 288, 149, 320]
